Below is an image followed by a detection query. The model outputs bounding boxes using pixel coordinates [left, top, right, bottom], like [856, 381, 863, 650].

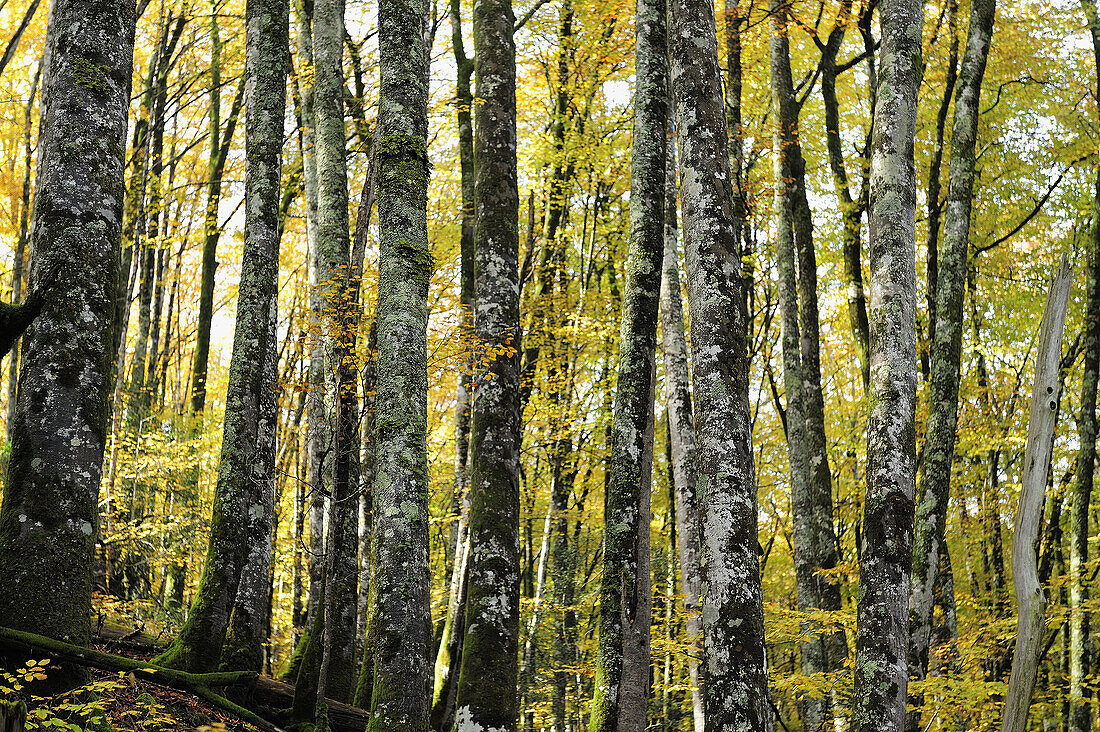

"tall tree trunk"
[1000, 260, 1073, 732]
[154, 0, 287, 674]
[590, 2, 664, 728]
[853, 0, 922, 728]
[432, 3, 474, 723]
[668, 0, 770, 727]
[452, 0, 523, 727]
[906, 0, 995, 727]
[0, 0, 136, 690]
[367, 0, 433, 726]
[1070, 6, 1100, 732]
[770, 6, 831, 728]
[451, 0, 475, 568]
[659, 109, 704, 732]
[303, 0, 359, 708]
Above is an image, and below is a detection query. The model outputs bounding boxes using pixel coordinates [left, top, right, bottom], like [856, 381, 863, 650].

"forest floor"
[2, 618, 368, 732]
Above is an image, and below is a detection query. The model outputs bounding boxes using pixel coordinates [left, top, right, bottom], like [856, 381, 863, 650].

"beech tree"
[155, 0, 288, 675]
[0, 0, 137, 689]
[452, 0, 522, 729]
[590, 0, 664, 727]
[368, 0, 433, 727]
[853, 0, 922, 727]
[669, 0, 770, 727]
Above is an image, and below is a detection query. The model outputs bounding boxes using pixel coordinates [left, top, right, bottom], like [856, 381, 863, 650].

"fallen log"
[0, 627, 282, 732]
[252, 676, 368, 732]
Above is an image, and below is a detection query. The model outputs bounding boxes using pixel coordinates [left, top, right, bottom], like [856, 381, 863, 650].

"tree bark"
[906, 0, 995, 726]
[853, 0, 922, 728]
[770, 6, 835, 728]
[154, 0, 287, 675]
[1069, 5, 1100, 731]
[659, 110, 703, 732]
[590, 0, 664, 728]
[367, 0, 433, 727]
[452, 0, 523, 727]
[668, 0, 770, 727]
[0, 0, 136, 691]
[1000, 259, 1073, 732]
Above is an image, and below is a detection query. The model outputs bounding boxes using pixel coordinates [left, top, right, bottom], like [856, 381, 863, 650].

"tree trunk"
[852, 0, 922, 728]
[589, 1, 664, 730]
[770, 6, 832, 727]
[659, 108, 704, 732]
[1069, 5, 1100, 730]
[367, 0, 433, 727]
[0, 0, 136, 691]
[154, 0, 287, 675]
[1000, 259, 1073, 732]
[906, 0, 995, 727]
[452, 0, 523, 727]
[668, 0, 770, 727]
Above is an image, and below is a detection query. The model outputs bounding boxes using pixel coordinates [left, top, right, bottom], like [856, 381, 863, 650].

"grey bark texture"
[906, 0, 994, 726]
[1070, 4, 1100, 731]
[0, 0, 136, 689]
[999, 260, 1073, 732]
[668, 0, 770, 728]
[154, 0, 287, 675]
[369, 0, 433, 726]
[770, 6, 836, 728]
[590, 0, 665, 728]
[852, 0, 922, 727]
[660, 114, 704, 732]
[310, 0, 358, 706]
[452, 0, 523, 727]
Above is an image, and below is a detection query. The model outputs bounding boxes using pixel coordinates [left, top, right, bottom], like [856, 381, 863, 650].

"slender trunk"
[1000, 260, 1073, 732]
[1069, 5, 1100, 730]
[659, 109, 703, 732]
[451, 0, 475, 567]
[906, 0, 995, 727]
[770, 7, 828, 727]
[0, 0, 136, 690]
[852, 0, 922, 728]
[589, 2, 664, 730]
[154, 0, 287, 674]
[452, 0, 523, 727]
[367, 0, 433, 726]
[668, 0, 769, 727]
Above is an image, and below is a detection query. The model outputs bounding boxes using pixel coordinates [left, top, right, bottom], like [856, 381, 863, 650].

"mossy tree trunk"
[452, 0, 523, 727]
[154, 0, 288, 675]
[0, 0, 137, 690]
[432, 3, 474, 726]
[306, 0, 360, 707]
[659, 112, 704, 732]
[906, 0, 994, 727]
[590, 0, 665, 729]
[668, 0, 770, 727]
[771, 4, 846, 728]
[853, 0, 922, 728]
[367, 0, 433, 728]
